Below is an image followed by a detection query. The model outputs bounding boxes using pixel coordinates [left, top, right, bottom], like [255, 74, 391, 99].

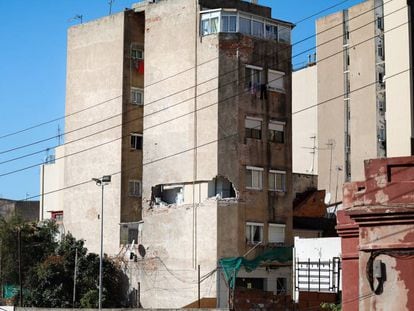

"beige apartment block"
[292, 64, 318, 175]
[42, 0, 295, 308]
[136, 0, 294, 308]
[41, 10, 145, 255]
[316, 0, 413, 204]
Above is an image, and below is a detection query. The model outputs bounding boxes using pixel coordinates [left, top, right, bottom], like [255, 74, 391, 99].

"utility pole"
[17, 228, 23, 306]
[0, 239, 2, 299]
[72, 248, 78, 308]
[198, 265, 201, 308]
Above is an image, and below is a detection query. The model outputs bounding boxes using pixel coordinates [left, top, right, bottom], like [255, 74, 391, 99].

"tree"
[0, 216, 129, 307]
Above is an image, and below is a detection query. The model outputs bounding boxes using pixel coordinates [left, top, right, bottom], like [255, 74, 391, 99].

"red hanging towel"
[135, 59, 144, 74]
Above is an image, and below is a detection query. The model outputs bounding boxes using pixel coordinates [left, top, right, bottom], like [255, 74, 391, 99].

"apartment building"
[41, 0, 294, 307]
[132, 0, 294, 308]
[41, 10, 145, 254]
[316, 0, 413, 203]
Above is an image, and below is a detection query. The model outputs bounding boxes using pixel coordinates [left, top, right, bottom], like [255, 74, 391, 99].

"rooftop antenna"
[68, 14, 83, 24]
[108, 0, 115, 15]
[57, 125, 62, 145]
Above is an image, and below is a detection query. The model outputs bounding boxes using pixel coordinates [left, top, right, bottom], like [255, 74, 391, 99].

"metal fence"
[295, 257, 341, 293]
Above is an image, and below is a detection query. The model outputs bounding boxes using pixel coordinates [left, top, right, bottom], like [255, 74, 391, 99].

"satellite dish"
[138, 244, 146, 258]
[324, 192, 331, 205]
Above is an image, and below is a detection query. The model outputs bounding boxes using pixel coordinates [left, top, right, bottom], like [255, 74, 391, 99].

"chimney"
[251, 0, 258, 4]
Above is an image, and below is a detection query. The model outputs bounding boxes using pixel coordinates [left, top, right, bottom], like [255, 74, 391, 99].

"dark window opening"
[236, 277, 264, 290]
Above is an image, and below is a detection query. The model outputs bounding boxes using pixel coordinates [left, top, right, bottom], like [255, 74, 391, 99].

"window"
[269, 170, 286, 192]
[266, 24, 278, 40]
[246, 222, 263, 244]
[377, 16, 384, 31]
[51, 211, 63, 222]
[201, 12, 220, 36]
[269, 120, 285, 143]
[276, 278, 287, 294]
[377, 41, 384, 59]
[222, 15, 237, 32]
[130, 133, 143, 150]
[239, 17, 251, 35]
[267, 70, 285, 92]
[131, 88, 143, 105]
[245, 117, 262, 139]
[128, 180, 142, 197]
[120, 222, 142, 245]
[245, 65, 263, 90]
[278, 25, 291, 43]
[131, 48, 144, 60]
[246, 166, 263, 190]
[268, 223, 285, 243]
[252, 20, 264, 37]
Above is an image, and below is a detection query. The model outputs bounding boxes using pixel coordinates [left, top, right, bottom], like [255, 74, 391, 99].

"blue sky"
[0, 0, 362, 200]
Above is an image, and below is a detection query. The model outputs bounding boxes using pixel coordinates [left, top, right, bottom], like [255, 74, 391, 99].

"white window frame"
[131, 47, 144, 60]
[131, 88, 144, 106]
[269, 169, 286, 192]
[221, 13, 237, 33]
[200, 11, 221, 36]
[268, 120, 285, 143]
[199, 9, 291, 43]
[245, 65, 263, 90]
[130, 133, 143, 150]
[245, 116, 263, 140]
[267, 69, 285, 92]
[128, 180, 142, 197]
[246, 222, 264, 244]
[268, 223, 285, 244]
[246, 166, 263, 190]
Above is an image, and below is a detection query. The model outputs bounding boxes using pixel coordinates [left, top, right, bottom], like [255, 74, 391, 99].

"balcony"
[200, 9, 291, 44]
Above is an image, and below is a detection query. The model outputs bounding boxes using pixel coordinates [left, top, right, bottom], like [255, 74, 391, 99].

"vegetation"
[0, 216, 128, 307]
[321, 302, 342, 311]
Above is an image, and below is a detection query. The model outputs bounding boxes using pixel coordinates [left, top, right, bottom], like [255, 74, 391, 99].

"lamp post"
[92, 175, 111, 310]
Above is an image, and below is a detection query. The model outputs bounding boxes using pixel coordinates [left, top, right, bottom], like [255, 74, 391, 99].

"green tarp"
[2, 284, 18, 299]
[219, 247, 293, 288]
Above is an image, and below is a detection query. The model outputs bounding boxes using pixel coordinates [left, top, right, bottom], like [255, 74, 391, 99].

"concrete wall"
[131, 200, 218, 309]
[348, 0, 377, 182]
[316, 11, 346, 202]
[338, 156, 414, 311]
[63, 12, 126, 254]
[39, 146, 65, 220]
[384, 0, 413, 156]
[142, 0, 217, 206]
[0, 199, 39, 222]
[292, 65, 318, 175]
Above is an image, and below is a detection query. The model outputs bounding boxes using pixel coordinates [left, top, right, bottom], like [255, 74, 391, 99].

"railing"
[295, 257, 341, 293]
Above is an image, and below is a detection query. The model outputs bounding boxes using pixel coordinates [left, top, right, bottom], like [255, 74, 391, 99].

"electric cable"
[0, 0, 388, 143]
[0, 2, 407, 169]
[0, 13, 409, 177]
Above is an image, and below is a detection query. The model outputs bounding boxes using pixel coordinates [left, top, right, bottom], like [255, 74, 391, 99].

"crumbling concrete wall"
[338, 156, 414, 311]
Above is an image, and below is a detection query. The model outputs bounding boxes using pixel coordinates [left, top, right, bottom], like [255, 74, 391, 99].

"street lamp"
[92, 175, 111, 310]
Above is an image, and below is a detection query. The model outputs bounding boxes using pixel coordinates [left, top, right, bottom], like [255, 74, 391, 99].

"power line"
[0, 2, 405, 163]
[0, 0, 382, 143]
[16, 61, 412, 202]
[0, 8, 408, 174]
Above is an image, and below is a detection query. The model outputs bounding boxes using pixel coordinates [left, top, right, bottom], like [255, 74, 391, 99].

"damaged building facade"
[136, 0, 294, 308]
[41, 0, 294, 308]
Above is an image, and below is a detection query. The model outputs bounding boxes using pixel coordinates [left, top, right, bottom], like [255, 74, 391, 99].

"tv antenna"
[108, 0, 115, 15]
[68, 14, 83, 24]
